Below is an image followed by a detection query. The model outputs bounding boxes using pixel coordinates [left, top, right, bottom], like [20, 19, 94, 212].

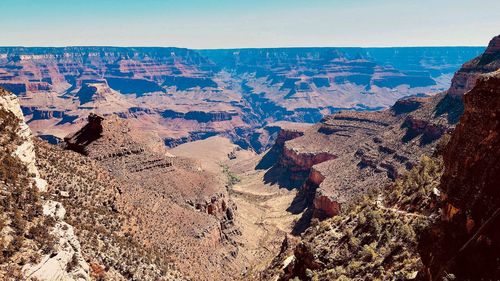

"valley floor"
[170, 136, 303, 280]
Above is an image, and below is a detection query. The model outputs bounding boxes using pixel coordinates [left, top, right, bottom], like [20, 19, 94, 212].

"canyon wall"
[421, 70, 500, 280]
[0, 46, 483, 150]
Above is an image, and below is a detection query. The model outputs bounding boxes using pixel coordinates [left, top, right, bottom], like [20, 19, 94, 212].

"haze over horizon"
[1, 0, 498, 48]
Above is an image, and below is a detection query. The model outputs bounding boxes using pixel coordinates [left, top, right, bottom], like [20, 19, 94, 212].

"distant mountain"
[0, 46, 484, 150]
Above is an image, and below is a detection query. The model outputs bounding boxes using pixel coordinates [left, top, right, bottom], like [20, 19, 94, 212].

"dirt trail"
[376, 194, 428, 219]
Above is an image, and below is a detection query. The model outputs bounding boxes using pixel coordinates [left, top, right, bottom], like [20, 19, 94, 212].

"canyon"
[0, 46, 483, 151]
[263, 35, 500, 281]
[0, 35, 499, 281]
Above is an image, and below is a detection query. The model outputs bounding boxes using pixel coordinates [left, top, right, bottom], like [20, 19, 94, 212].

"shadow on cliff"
[255, 142, 313, 234]
[256, 147, 305, 190]
[255, 145, 280, 170]
[291, 207, 314, 235]
[262, 166, 304, 190]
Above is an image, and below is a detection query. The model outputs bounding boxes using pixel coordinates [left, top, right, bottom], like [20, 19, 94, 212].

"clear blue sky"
[0, 0, 498, 48]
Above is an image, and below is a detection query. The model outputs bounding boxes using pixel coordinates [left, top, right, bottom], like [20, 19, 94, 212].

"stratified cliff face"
[264, 36, 498, 223]
[0, 47, 249, 147]
[420, 71, 500, 280]
[0, 46, 483, 150]
[0, 47, 216, 95]
[447, 35, 500, 98]
[262, 36, 499, 281]
[203, 47, 483, 115]
[270, 94, 449, 221]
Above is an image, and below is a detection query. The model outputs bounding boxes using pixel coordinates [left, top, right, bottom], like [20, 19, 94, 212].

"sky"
[0, 0, 498, 48]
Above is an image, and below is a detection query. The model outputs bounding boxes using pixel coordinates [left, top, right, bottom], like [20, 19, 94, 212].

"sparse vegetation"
[35, 140, 184, 280]
[221, 164, 241, 188]
[281, 154, 444, 280]
[0, 108, 52, 279]
[386, 155, 443, 214]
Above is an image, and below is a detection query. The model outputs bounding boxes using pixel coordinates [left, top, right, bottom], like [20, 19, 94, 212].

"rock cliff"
[266, 37, 498, 223]
[263, 34, 500, 281]
[420, 70, 500, 280]
[447, 35, 500, 98]
[63, 113, 245, 281]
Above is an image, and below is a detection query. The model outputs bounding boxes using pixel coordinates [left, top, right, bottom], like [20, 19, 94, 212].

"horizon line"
[0, 45, 487, 50]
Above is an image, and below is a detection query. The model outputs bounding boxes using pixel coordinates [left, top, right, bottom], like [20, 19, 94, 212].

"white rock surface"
[43, 200, 67, 221]
[23, 221, 91, 281]
[1, 91, 90, 281]
[0, 92, 47, 191]
[23, 201, 90, 281]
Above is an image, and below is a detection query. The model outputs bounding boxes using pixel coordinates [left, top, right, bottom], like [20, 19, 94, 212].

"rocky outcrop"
[0, 89, 47, 191]
[391, 96, 427, 114]
[0, 87, 89, 280]
[271, 72, 472, 222]
[61, 114, 244, 280]
[313, 193, 341, 218]
[64, 113, 104, 155]
[402, 115, 449, 145]
[23, 202, 90, 281]
[421, 70, 500, 280]
[275, 127, 306, 146]
[447, 35, 500, 98]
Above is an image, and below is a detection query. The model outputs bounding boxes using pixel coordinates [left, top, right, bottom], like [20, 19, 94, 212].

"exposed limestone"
[0, 89, 47, 191]
[1, 87, 89, 281]
[23, 202, 90, 281]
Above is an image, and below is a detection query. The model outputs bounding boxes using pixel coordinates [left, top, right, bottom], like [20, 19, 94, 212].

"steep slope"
[35, 139, 186, 280]
[420, 70, 500, 280]
[63, 113, 246, 281]
[263, 34, 500, 281]
[263, 36, 498, 226]
[0, 88, 89, 281]
[264, 89, 452, 225]
[264, 155, 444, 281]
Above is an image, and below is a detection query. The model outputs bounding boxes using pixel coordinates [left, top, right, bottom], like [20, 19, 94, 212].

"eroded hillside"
[264, 34, 500, 281]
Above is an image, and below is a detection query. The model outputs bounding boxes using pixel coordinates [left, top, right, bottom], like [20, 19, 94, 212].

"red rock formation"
[275, 127, 305, 145]
[447, 35, 500, 98]
[313, 194, 341, 218]
[421, 71, 500, 280]
[402, 115, 449, 144]
[279, 148, 336, 173]
[62, 114, 244, 280]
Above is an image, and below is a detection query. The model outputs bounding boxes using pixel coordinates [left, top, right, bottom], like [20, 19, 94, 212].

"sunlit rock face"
[0, 46, 483, 150]
[447, 35, 500, 98]
[1, 88, 90, 281]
